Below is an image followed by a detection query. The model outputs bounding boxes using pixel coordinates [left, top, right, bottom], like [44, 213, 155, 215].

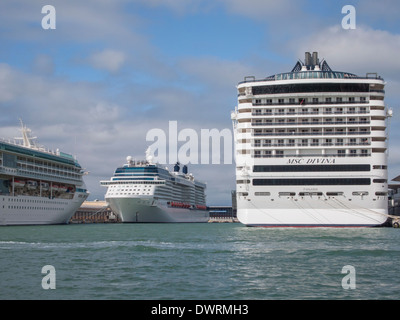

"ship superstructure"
[101, 150, 209, 222]
[231, 52, 391, 227]
[0, 121, 89, 225]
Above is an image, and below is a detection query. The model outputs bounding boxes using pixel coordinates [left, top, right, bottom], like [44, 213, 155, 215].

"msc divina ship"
[0, 121, 89, 225]
[101, 149, 209, 223]
[231, 52, 392, 227]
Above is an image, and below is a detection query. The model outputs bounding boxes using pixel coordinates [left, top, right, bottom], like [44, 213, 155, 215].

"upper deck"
[238, 52, 384, 88]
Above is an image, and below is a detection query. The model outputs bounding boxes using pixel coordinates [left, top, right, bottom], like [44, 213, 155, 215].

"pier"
[70, 200, 120, 223]
[208, 206, 238, 223]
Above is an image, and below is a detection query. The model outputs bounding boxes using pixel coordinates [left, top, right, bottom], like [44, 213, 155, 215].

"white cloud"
[179, 56, 259, 89]
[289, 25, 400, 79]
[89, 49, 127, 73]
[217, 0, 303, 19]
[32, 54, 54, 75]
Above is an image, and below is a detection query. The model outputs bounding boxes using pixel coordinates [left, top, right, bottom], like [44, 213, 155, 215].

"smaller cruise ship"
[101, 149, 209, 223]
[0, 120, 89, 225]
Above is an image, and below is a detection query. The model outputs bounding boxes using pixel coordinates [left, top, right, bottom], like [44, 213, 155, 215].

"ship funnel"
[182, 165, 188, 174]
[305, 52, 312, 66]
[174, 162, 180, 172]
[312, 52, 319, 66]
[304, 52, 320, 70]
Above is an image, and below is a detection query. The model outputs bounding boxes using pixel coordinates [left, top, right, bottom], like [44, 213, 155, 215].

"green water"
[0, 223, 399, 300]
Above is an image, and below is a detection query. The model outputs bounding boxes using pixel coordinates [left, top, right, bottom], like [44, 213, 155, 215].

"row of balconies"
[251, 120, 371, 126]
[237, 111, 385, 122]
[252, 153, 372, 158]
[253, 142, 371, 147]
[237, 109, 385, 118]
[236, 119, 386, 129]
[249, 142, 386, 149]
[251, 131, 371, 136]
[250, 98, 369, 106]
[252, 110, 370, 116]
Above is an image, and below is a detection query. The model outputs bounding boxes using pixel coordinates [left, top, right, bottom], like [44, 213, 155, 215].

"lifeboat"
[11, 179, 26, 188]
[40, 182, 49, 191]
[58, 185, 68, 192]
[195, 205, 207, 210]
[170, 202, 191, 209]
[51, 184, 59, 192]
[27, 180, 38, 189]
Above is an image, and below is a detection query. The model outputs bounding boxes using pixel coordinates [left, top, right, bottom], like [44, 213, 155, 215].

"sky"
[0, 0, 400, 205]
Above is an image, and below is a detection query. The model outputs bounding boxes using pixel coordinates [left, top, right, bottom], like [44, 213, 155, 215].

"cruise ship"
[231, 52, 391, 227]
[0, 121, 89, 225]
[100, 150, 209, 223]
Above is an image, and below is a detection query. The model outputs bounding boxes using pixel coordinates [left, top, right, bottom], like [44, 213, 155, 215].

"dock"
[70, 200, 120, 223]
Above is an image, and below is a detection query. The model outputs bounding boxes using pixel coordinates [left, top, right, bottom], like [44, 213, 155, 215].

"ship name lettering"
[306, 158, 335, 164]
[287, 158, 303, 164]
[287, 158, 335, 164]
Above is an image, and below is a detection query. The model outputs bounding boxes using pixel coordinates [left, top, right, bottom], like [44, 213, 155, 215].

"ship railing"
[252, 121, 370, 126]
[252, 110, 370, 116]
[253, 131, 371, 137]
[0, 138, 63, 157]
[252, 142, 371, 147]
[253, 153, 371, 158]
[251, 100, 369, 106]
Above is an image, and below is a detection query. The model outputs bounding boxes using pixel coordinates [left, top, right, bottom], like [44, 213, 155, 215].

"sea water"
[0, 223, 399, 300]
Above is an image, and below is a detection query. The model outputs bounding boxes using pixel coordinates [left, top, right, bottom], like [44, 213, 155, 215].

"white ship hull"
[0, 192, 88, 225]
[107, 197, 209, 223]
[237, 197, 388, 227]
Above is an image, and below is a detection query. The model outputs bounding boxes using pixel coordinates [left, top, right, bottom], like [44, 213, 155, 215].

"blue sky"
[1, 0, 400, 205]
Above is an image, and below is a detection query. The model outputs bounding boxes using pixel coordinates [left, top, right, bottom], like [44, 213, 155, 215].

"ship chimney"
[305, 52, 312, 67]
[312, 52, 319, 66]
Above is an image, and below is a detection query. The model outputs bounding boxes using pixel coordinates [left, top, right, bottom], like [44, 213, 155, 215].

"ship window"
[3, 154, 17, 168]
[373, 179, 387, 183]
[279, 192, 295, 196]
[299, 192, 323, 196]
[255, 192, 271, 196]
[326, 192, 344, 196]
[373, 165, 387, 169]
[253, 178, 370, 186]
[352, 191, 369, 196]
[361, 150, 369, 156]
[253, 165, 369, 173]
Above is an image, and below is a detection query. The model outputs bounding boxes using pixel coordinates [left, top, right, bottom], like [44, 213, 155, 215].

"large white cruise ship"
[231, 52, 391, 227]
[101, 150, 209, 223]
[0, 121, 89, 225]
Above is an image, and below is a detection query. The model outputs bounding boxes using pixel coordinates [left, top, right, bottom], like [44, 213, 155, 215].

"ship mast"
[16, 119, 37, 148]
